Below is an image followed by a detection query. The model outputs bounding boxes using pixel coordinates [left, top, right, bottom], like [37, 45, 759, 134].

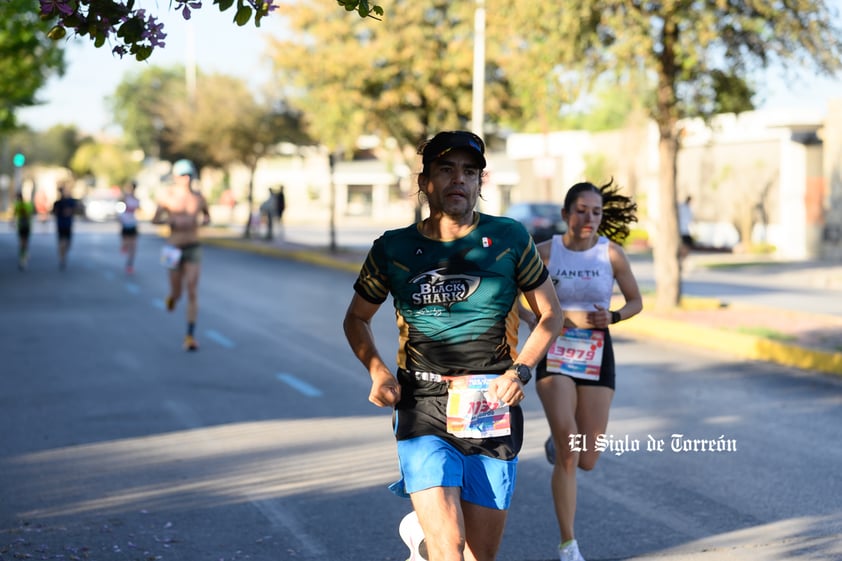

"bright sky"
[18, 7, 286, 134]
[16, 8, 842, 135]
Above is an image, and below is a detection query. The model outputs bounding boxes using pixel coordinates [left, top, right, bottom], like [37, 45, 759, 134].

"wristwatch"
[509, 363, 532, 385]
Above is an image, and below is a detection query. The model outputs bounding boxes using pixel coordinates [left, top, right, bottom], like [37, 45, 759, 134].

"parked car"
[83, 189, 124, 222]
[504, 202, 567, 242]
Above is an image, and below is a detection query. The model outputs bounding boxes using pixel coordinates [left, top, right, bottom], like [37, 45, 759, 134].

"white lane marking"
[275, 373, 323, 397]
[152, 299, 165, 310]
[205, 329, 236, 349]
[125, 283, 141, 294]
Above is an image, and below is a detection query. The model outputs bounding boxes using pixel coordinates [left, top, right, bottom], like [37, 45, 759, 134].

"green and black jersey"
[353, 212, 548, 459]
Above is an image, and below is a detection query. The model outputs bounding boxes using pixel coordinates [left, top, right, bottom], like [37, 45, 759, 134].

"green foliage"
[335, 0, 384, 19]
[269, 0, 516, 162]
[582, 153, 611, 184]
[147, 71, 310, 237]
[563, 1, 842, 125]
[111, 65, 307, 179]
[36, 0, 383, 62]
[108, 66, 187, 160]
[69, 139, 141, 186]
[487, 1, 597, 133]
[6, 125, 85, 167]
[0, 0, 65, 132]
[543, 0, 842, 308]
[158, 73, 305, 170]
[735, 326, 795, 342]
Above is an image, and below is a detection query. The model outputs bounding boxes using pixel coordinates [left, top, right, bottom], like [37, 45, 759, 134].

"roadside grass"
[734, 326, 796, 342]
[704, 260, 782, 270]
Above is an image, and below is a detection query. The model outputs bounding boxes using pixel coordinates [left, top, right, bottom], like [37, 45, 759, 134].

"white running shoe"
[399, 511, 428, 561]
[559, 539, 586, 561]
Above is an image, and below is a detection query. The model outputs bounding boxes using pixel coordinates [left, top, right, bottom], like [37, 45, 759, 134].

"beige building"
[207, 102, 842, 261]
[505, 103, 842, 261]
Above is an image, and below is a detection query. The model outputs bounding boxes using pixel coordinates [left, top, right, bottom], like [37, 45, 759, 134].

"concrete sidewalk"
[202, 230, 842, 377]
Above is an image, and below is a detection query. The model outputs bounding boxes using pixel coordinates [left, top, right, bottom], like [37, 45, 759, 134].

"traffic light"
[12, 152, 25, 167]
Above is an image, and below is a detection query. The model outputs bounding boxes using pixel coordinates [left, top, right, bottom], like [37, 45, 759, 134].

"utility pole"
[471, 0, 486, 138]
[329, 151, 338, 253]
[186, 20, 197, 102]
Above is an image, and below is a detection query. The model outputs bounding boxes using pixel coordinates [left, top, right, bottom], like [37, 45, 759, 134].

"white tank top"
[547, 235, 614, 311]
[120, 194, 140, 227]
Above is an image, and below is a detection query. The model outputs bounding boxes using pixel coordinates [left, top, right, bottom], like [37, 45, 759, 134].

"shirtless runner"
[152, 159, 211, 351]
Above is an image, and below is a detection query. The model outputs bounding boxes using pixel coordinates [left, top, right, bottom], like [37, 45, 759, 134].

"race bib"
[446, 374, 511, 438]
[547, 328, 604, 381]
[160, 245, 183, 269]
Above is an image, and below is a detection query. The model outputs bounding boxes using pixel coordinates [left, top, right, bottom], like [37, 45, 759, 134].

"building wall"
[822, 99, 842, 260]
[678, 132, 783, 250]
[506, 131, 593, 203]
[663, 111, 830, 257]
[199, 104, 842, 257]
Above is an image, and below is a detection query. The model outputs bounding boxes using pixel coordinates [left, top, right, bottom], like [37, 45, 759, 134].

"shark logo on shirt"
[408, 249, 482, 309]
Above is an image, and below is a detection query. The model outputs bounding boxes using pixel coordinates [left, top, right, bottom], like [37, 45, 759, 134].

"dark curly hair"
[563, 178, 638, 244]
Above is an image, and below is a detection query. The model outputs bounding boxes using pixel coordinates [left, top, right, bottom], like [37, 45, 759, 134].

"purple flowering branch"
[38, 0, 380, 61]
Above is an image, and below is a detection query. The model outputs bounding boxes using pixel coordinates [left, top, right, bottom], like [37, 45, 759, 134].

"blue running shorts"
[389, 435, 518, 510]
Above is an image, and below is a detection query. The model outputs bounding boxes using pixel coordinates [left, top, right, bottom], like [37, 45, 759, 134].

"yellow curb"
[615, 315, 842, 376]
[204, 237, 362, 274]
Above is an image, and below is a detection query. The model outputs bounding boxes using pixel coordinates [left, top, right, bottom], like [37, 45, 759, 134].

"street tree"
[227, 98, 310, 238]
[268, 0, 517, 170]
[109, 66, 188, 161]
[69, 139, 142, 188]
[551, 1, 842, 309]
[488, 1, 596, 135]
[158, 73, 247, 171]
[0, 0, 65, 132]
[5, 125, 85, 169]
[39, 125, 84, 168]
[161, 73, 309, 237]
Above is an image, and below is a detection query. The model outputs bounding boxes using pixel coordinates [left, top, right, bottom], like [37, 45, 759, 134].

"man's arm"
[343, 293, 400, 407]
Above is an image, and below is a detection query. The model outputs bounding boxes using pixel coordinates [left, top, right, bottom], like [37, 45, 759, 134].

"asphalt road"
[2, 222, 841, 561]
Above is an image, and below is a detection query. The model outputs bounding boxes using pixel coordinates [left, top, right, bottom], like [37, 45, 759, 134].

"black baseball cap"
[419, 131, 486, 169]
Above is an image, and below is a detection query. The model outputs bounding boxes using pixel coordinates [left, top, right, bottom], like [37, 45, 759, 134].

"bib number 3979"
[547, 328, 604, 381]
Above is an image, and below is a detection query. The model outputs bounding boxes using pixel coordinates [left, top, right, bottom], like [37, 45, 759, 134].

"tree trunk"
[652, 17, 682, 311]
[242, 162, 258, 239]
[653, 131, 682, 310]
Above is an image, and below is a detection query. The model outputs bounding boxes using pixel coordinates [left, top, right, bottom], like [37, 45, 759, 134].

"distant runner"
[152, 159, 210, 351]
[120, 181, 141, 274]
[13, 191, 34, 271]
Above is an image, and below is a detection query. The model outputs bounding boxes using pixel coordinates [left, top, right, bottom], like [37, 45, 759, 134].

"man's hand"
[487, 373, 524, 406]
[369, 369, 401, 407]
